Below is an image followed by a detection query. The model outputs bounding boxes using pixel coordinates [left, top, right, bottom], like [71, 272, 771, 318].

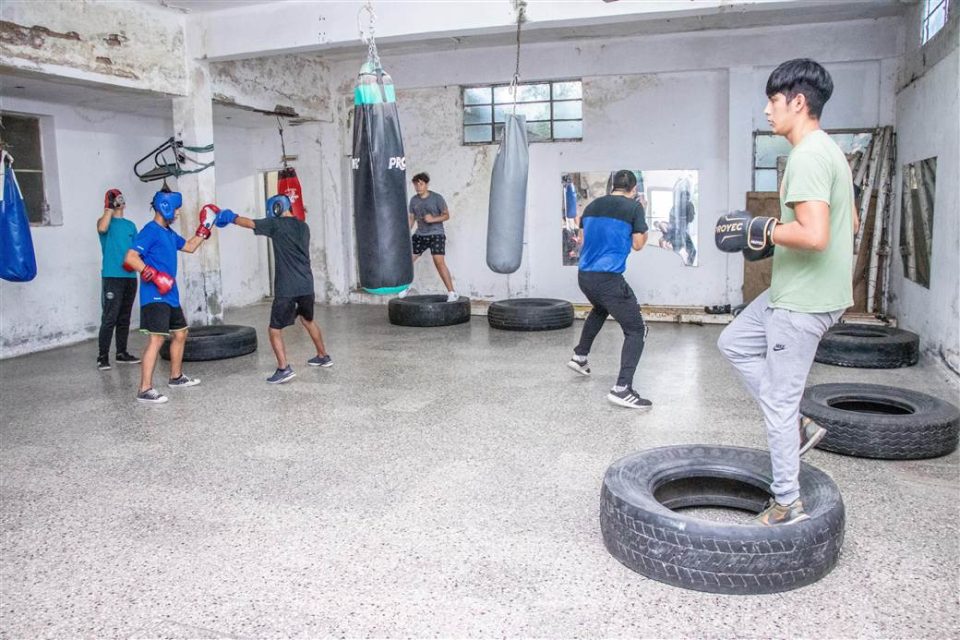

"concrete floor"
[1, 302, 958, 638]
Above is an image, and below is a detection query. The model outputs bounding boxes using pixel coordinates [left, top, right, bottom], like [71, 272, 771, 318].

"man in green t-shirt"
[96, 188, 141, 370]
[714, 59, 859, 526]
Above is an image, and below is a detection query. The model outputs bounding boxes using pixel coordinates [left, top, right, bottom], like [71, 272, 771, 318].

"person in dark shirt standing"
[215, 195, 332, 384]
[96, 188, 140, 370]
[567, 170, 651, 410]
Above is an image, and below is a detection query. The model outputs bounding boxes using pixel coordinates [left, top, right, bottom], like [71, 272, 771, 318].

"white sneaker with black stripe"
[607, 386, 652, 411]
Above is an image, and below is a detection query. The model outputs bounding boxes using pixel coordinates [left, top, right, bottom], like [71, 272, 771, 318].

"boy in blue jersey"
[123, 190, 219, 404]
[96, 188, 140, 370]
[567, 170, 651, 410]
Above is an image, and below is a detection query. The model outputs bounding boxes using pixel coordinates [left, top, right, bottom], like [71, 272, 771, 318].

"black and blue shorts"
[270, 294, 315, 329]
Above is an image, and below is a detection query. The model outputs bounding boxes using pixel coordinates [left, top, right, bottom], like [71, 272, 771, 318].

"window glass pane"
[1, 114, 42, 170]
[493, 123, 505, 142]
[755, 170, 778, 192]
[754, 135, 792, 169]
[516, 102, 551, 121]
[463, 87, 491, 105]
[553, 101, 582, 120]
[464, 125, 492, 144]
[552, 81, 582, 100]
[464, 105, 491, 125]
[553, 120, 582, 139]
[16, 171, 45, 223]
[928, 4, 946, 37]
[494, 83, 550, 103]
[526, 121, 551, 142]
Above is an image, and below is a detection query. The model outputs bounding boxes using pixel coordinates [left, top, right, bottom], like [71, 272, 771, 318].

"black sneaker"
[798, 416, 827, 457]
[136, 388, 168, 404]
[307, 355, 333, 368]
[606, 387, 652, 411]
[267, 366, 296, 384]
[567, 357, 591, 376]
[115, 352, 141, 364]
[97, 355, 111, 371]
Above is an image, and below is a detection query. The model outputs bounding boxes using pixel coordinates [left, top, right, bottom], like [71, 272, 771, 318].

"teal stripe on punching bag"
[354, 82, 396, 106]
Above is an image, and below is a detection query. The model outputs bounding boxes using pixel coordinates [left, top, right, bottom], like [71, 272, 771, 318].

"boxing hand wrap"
[215, 209, 238, 228]
[141, 265, 175, 295]
[715, 211, 777, 254]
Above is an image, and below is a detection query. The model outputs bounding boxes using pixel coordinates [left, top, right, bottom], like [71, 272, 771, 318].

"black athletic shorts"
[140, 303, 188, 336]
[411, 234, 446, 256]
[270, 294, 315, 329]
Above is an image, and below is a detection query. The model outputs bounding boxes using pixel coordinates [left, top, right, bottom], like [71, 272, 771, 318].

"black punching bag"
[352, 58, 413, 295]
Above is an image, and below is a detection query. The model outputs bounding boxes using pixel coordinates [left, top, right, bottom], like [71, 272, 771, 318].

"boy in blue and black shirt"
[566, 170, 651, 410]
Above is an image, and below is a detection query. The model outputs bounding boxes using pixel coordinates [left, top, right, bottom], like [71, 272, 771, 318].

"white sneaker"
[397, 287, 409, 299]
[446, 291, 459, 303]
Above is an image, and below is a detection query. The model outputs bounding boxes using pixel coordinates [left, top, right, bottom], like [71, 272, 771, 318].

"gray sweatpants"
[717, 289, 844, 504]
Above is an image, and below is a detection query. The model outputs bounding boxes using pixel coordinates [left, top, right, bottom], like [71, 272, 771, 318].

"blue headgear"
[152, 191, 183, 222]
[266, 194, 291, 218]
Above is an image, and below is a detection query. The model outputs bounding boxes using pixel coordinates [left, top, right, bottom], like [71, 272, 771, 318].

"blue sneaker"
[307, 355, 333, 368]
[267, 366, 296, 384]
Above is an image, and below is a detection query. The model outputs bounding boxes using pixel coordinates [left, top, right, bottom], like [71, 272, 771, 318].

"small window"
[922, 0, 950, 44]
[461, 80, 582, 145]
[0, 113, 48, 225]
[752, 130, 874, 191]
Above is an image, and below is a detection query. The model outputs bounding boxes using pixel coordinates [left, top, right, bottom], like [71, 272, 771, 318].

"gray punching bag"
[486, 114, 529, 274]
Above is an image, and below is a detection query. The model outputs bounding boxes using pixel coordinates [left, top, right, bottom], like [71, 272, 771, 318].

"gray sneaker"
[168, 374, 200, 388]
[753, 498, 810, 526]
[799, 416, 827, 457]
[267, 366, 296, 384]
[136, 388, 168, 404]
[307, 355, 333, 368]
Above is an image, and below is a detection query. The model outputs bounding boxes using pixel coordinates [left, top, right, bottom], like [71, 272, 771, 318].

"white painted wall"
[0, 97, 172, 358]
[319, 18, 901, 307]
[890, 48, 960, 371]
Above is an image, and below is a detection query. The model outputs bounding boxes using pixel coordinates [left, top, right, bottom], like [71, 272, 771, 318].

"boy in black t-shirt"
[216, 196, 332, 384]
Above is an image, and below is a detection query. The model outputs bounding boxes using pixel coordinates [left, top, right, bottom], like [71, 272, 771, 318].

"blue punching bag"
[352, 58, 413, 295]
[0, 152, 38, 282]
[486, 114, 529, 274]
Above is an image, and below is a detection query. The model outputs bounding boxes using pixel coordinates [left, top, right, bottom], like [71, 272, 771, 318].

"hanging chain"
[276, 115, 288, 168]
[510, 0, 526, 114]
[358, 0, 381, 68]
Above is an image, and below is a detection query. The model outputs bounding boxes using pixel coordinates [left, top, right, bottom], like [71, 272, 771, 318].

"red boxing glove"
[196, 204, 220, 238]
[141, 265, 175, 295]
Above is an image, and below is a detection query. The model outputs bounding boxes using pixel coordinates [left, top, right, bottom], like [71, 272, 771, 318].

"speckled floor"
[2, 302, 958, 638]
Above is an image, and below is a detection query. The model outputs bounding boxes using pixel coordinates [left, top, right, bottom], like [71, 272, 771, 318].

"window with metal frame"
[462, 80, 582, 145]
[0, 112, 48, 225]
[921, 0, 950, 44]
[752, 129, 874, 192]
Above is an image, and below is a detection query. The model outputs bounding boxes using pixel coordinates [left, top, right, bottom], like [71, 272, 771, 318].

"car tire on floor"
[388, 295, 471, 327]
[487, 298, 574, 331]
[159, 324, 258, 362]
[815, 324, 919, 369]
[801, 383, 960, 459]
[600, 445, 845, 595]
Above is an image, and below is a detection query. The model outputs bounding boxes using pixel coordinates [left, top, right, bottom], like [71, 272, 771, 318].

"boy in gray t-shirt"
[400, 172, 458, 302]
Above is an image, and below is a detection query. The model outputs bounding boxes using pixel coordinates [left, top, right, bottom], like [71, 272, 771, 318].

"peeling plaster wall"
[317, 18, 899, 305]
[890, 47, 960, 373]
[0, 97, 172, 359]
[0, 0, 187, 95]
[212, 118, 331, 308]
[209, 54, 334, 119]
